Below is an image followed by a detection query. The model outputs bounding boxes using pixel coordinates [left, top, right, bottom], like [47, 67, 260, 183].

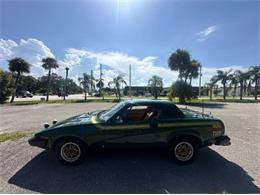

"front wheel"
[55, 138, 86, 166]
[170, 138, 198, 164]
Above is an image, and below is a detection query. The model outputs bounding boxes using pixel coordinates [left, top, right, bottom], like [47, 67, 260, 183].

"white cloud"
[0, 38, 55, 76]
[197, 26, 217, 41]
[0, 39, 18, 59]
[59, 48, 179, 87]
[0, 38, 249, 88]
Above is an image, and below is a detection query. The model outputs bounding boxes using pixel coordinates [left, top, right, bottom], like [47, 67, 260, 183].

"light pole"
[129, 64, 132, 98]
[99, 64, 104, 99]
[64, 67, 69, 100]
[199, 64, 202, 98]
[91, 69, 93, 97]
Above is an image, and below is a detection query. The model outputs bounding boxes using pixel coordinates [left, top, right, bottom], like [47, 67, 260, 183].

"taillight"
[212, 123, 222, 137]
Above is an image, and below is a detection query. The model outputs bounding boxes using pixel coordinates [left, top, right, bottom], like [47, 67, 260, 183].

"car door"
[101, 105, 151, 147]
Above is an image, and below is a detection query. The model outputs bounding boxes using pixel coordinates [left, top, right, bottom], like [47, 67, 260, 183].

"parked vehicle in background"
[144, 92, 152, 97]
[16, 90, 33, 98]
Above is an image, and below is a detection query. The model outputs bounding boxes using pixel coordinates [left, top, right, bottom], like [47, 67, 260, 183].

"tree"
[168, 49, 191, 81]
[0, 69, 12, 103]
[187, 60, 200, 85]
[169, 80, 193, 103]
[205, 80, 217, 101]
[147, 75, 163, 99]
[8, 57, 31, 103]
[235, 70, 247, 100]
[248, 65, 260, 100]
[78, 73, 91, 101]
[108, 74, 127, 100]
[211, 69, 232, 100]
[229, 74, 239, 99]
[242, 71, 251, 97]
[41, 57, 59, 101]
[17, 75, 39, 94]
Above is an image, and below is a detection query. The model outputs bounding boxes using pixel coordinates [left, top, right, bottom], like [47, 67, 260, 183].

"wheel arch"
[51, 135, 88, 149]
[168, 133, 203, 148]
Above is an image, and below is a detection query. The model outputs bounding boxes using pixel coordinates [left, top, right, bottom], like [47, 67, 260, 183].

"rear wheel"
[55, 138, 86, 166]
[170, 138, 198, 164]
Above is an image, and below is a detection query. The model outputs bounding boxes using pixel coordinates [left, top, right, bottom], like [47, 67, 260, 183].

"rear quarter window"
[160, 105, 185, 119]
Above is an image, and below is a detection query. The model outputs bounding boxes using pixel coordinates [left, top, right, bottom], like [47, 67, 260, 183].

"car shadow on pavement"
[8, 147, 259, 194]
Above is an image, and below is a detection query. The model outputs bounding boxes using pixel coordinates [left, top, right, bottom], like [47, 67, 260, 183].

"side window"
[160, 106, 184, 120]
[124, 106, 148, 122]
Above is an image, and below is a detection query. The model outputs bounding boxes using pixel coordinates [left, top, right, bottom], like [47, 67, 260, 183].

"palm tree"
[211, 69, 232, 100]
[147, 75, 163, 99]
[168, 49, 191, 81]
[108, 74, 127, 100]
[41, 57, 59, 101]
[235, 70, 247, 100]
[242, 72, 251, 97]
[96, 79, 104, 97]
[8, 58, 31, 103]
[205, 80, 217, 101]
[187, 60, 200, 85]
[78, 73, 91, 101]
[229, 74, 239, 99]
[248, 66, 260, 100]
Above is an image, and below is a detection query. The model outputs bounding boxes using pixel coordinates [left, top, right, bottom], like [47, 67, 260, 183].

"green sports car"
[29, 99, 230, 166]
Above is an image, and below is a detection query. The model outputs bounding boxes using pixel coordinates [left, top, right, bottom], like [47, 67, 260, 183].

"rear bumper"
[214, 135, 231, 146]
[28, 136, 48, 149]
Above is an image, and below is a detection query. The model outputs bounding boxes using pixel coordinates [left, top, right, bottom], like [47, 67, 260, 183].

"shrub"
[0, 69, 12, 104]
[169, 80, 193, 103]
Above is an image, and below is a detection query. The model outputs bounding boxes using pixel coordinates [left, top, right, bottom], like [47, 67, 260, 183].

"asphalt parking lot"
[0, 102, 259, 193]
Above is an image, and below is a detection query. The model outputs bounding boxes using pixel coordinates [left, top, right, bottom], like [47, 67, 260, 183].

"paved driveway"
[0, 102, 259, 193]
[0, 103, 113, 133]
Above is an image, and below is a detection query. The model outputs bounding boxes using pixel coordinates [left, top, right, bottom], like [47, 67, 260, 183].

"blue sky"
[0, 0, 259, 86]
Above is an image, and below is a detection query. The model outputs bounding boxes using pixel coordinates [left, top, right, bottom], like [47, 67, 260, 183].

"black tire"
[170, 138, 198, 165]
[55, 138, 86, 166]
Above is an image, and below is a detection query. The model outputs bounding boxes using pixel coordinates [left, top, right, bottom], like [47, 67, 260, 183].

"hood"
[50, 111, 101, 128]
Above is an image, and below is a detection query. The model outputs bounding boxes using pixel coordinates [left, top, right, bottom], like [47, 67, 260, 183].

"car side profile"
[29, 99, 231, 166]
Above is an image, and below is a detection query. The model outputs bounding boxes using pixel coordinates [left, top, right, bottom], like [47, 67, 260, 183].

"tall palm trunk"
[10, 72, 20, 103]
[189, 78, 192, 85]
[84, 87, 87, 101]
[117, 85, 121, 100]
[46, 69, 51, 102]
[209, 88, 212, 101]
[233, 85, 237, 99]
[239, 82, 243, 100]
[223, 83, 226, 100]
[255, 79, 258, 100]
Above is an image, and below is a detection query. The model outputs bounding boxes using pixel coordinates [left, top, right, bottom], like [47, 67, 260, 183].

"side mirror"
[44, 123, 50, 129]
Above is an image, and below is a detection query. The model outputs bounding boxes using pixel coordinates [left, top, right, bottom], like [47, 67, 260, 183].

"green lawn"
[0, 131, 35, 142]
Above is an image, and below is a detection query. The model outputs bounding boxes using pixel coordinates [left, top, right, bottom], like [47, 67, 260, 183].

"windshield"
[99, 102, 126, 121]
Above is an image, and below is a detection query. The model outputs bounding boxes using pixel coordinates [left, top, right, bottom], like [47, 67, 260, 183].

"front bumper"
[214, 135, 231, 146]
[28, 136, 48, 149]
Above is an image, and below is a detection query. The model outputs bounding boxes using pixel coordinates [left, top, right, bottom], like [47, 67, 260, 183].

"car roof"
[124, 99, 177, 107]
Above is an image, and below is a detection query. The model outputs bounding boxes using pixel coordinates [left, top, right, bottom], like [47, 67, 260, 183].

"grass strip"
[0, 131, 35, 142]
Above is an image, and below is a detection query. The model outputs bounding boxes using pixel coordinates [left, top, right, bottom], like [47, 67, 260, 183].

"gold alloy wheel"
[174, 141, 194, 161]
[60, 142, 81, 162]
